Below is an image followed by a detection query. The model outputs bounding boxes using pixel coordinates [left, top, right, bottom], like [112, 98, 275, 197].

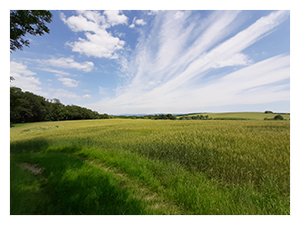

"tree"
[274, 114, 284, 120]
[10, 87, 23, 123]
[10, 10, 53, 51]
[166, 114, 176, 120]
[264, 110, 273, 114]
[10, 87, 103, 124]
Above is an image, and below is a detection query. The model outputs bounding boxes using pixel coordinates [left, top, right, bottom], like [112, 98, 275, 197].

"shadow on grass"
[11, 141, 146, 215]
[10, 156, 54, 215]
[10, 138, 50, 154]
[41, 153, 145, 215]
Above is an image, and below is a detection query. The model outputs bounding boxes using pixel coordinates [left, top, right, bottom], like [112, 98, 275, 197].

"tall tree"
[10, 87, 103, 124]
[10, 10, 53, 51]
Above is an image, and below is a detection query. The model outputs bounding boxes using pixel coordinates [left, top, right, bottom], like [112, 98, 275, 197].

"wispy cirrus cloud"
[87, 10, 289, 114]
[52, 89, 92, 102]
[53, 89, 79, 99]
[41, 57, 94, 72]
[57, 77, 79, 87]
[38, 64, 81, 88]
[38, 68, 70, 76]
[99, 86, 109, 95]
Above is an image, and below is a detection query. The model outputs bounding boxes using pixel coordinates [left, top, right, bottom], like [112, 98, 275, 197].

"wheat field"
[10, 118, 290, 214]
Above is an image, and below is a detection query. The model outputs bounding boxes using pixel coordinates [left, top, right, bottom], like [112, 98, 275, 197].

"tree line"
[113, 114, 177, 120]
[10, 87, 110, 125]
[10, 87, 181, 125]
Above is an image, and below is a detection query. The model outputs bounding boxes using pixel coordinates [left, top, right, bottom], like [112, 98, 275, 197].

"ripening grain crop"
[10, 119, 290, 215]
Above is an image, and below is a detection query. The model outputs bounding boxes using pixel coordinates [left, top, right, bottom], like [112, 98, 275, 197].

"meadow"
[10, 116, 290, 215]
[178, 112, 290, 120]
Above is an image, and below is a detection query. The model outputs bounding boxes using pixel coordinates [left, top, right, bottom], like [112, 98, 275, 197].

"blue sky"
[10, 10, 290, 114]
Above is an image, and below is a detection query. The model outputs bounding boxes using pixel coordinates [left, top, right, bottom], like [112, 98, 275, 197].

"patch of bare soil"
[19, 163, 42, 175]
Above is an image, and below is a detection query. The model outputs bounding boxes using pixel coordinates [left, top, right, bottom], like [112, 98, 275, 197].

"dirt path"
[19, 163, 42, 175]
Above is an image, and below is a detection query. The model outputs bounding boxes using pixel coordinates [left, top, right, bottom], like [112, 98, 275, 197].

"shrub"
[264, 110, 273, 114]
[274, 114, 284, 120]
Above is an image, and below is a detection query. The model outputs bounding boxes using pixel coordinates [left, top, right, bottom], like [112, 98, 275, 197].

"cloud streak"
[83, 10, 289, 114]
[57, 77, 79, 87]
[42, 57, 94, 72]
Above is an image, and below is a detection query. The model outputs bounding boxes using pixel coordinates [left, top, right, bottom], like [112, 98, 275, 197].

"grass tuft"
[10, 119, 290, 215]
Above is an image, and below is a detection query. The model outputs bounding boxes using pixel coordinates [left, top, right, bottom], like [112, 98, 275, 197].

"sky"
[10, 10, 290, 115]
[4, 3, 300, 224]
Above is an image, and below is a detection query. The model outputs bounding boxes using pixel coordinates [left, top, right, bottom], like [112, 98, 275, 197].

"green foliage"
[265, 110, 273, 114]
[264, 114, 285, 121]
[113, 114, 177, 120]
[10, 10, 53, 51]
[10, 153, 148, 215]
[179, 112, 290, 121]
[179, 114, 211, 120]
[11, 119, 290, 215]
[10, 87, 106, 124]
[213, 117, 249, 120]
[274, 114, 284, 120]
[153, 114, 176, 120]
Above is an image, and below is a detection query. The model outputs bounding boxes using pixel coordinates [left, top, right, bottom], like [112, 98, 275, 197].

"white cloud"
[135, 19, 147, 26]
[149, 10, 289, 93]
[43, 57, 94, 72]
[103, 10, 128, 26]
[47, 88, 91, 105]
[129, 17, 147, 28]
[99, 86, 109, 95]
[68, 31, 125, 59]
[61, 13, 100, 32]
[10, 61, 47, 95]
[82, 94, 91, 98]
[58, 77, 79, 87]
[148, 10, 160, 16]
[86, 10, 289, 114]
[53, 89, 79, 99]
[212, 53, 253, 68]
[76, 10, 106, 26]
[10, 61, 36, 76]
[38, 68, 70, 76]
[174, 11, 185, 19]
[61, 11, 127, 59]
[114, 31, 126, 38]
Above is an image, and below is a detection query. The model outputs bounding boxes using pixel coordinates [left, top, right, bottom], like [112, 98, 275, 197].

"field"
[177, 112, 290, 120]
[10, 116, 290, 215]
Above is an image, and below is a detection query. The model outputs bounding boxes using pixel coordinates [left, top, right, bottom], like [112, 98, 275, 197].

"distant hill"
[116, 114, 148, 117]
[176, 112, 290, 121]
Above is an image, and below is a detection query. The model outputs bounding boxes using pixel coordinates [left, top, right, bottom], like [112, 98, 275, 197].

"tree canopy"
[10, 87, 107, 124]
[10, 10, 53, 51]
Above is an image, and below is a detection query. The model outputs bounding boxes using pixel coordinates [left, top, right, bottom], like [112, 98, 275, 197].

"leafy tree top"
[10, 10, 53, 51]
[274, 114, 284, 120]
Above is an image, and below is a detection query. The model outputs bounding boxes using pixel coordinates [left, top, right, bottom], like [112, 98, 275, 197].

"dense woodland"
[10, 87, 287, 125]
[10, 87, 179, 124]
[10, 87, 110, 124]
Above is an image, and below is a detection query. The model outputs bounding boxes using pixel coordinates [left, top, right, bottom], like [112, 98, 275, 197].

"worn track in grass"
[10, 119, 290, 214]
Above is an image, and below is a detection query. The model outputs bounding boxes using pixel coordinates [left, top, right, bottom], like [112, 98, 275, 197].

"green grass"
[10, 119, 290, 215]
[178, 112, 290, 120]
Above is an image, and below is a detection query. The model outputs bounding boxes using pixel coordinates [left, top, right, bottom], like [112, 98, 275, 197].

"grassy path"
[11, 151, 186, 215]
[10, 119, 290, 214]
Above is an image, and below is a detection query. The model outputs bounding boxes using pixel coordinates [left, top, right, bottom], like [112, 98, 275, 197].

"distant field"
[178, 112, 290, 120]
[10, 119, 290, 215]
